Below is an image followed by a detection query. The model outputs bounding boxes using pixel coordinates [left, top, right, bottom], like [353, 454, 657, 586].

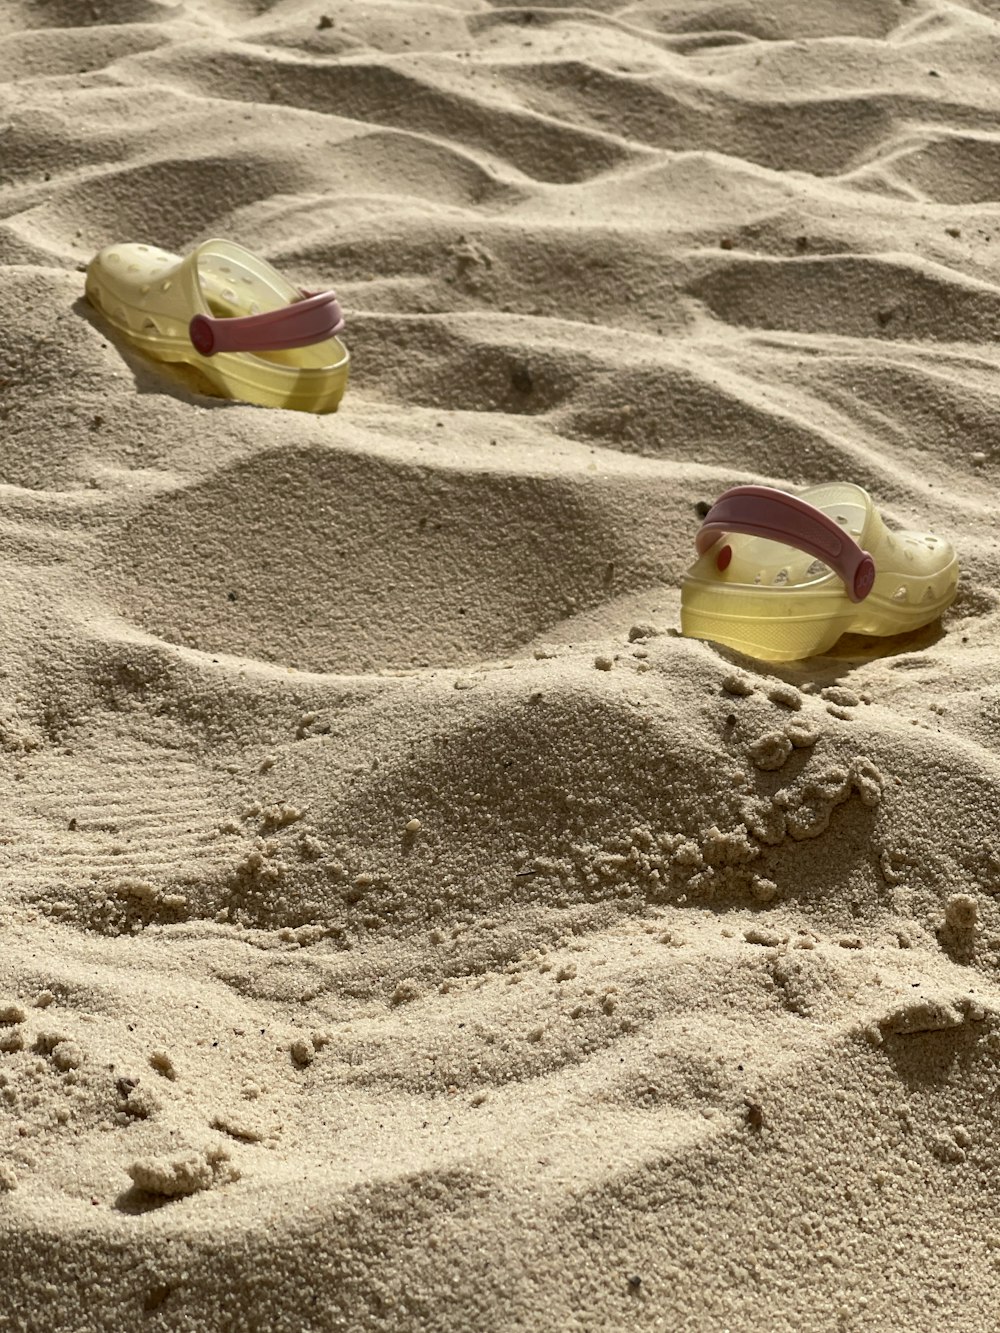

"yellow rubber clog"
[85, 238, 349, 413]
[681, 483, 959, 661]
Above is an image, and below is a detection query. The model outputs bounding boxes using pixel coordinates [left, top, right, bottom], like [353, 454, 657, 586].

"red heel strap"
[697, 485, 876, 603]
[189, 290, 344, 358]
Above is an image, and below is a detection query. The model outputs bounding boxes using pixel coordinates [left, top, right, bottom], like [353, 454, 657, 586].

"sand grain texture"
[3, 0, 1000, 1329]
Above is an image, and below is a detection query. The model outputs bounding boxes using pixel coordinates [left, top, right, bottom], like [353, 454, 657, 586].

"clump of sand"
[127, 1145, 239, 1199]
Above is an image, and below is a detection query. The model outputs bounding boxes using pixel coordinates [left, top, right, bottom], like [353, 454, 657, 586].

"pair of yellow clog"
[85, 239, 958, 661]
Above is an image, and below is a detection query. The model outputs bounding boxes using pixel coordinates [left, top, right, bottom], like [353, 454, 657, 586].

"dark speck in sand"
[511, 363, 533, 394]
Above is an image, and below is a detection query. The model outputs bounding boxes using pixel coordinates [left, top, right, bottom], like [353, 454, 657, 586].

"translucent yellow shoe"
[681, 483, 959, 661]
[85, 238, 349, 413]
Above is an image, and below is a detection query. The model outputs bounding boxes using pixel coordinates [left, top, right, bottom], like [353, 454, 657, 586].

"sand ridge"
[3, 0, 1000, 1329]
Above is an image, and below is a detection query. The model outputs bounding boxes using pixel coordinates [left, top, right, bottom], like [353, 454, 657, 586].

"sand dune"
[4, 0, 1000, 1329]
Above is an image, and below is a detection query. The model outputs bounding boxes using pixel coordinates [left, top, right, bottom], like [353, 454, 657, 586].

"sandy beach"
[3, 0, 1000, 1328]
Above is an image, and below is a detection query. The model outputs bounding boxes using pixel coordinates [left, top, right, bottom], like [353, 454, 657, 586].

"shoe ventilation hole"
[806, 559, 829, 576]
[836, 514, 847, 525]
[127, 264, 139, 272]
[222, 288, 235, 301]
[240, 275, 252, 284]
[137, 245, 148, 252]
[752, 572, 763, 585]
[141, 318, 158, 333]
[161, 280, 172, 291]
[107, 252, 120, 264]
[220, 264, 231, 274]
[923, 586, 936, 603]
[773, 569, 789, 585]
[925, 536, 938, 548]
[892, 587, 907, 602]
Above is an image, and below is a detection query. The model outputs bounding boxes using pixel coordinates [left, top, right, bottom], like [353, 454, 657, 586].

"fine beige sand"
[4, 0, 1000, 1329]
